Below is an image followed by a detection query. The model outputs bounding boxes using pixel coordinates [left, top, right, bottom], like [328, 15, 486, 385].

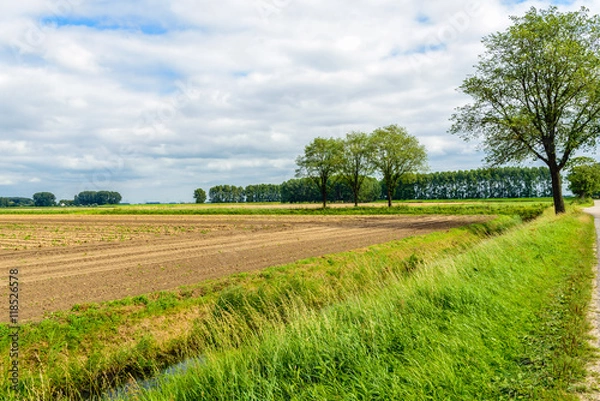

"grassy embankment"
[121, 207, 596, 400]
[0, 209, 528, 400]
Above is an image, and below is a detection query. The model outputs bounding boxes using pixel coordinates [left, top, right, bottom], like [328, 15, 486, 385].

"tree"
[340, 131, 375, 206]
[73, 191, 121, 205]
[32, 192, 56, 207]
[193, 188, 207, 204]
[108, 191, 122, 205]
[370, 125, 428, 207]
[295, 137, 344, 208]
[450, 7, 600, 214]
[96, 191, 110, 205]
[567, 157, 600, 199]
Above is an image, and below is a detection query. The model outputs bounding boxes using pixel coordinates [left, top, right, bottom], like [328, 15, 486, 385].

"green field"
[0, 199, 552, 221]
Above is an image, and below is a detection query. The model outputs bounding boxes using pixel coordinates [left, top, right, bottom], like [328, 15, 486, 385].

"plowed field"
[0, 214, 490, 321]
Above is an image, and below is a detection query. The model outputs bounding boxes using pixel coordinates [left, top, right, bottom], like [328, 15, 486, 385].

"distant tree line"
[203, 166, 553, 204]
[0, 197, 34, 207]
[204, 179, 380, 204]
[0, 190, 122, 208]
[395, 167, 552, 200]
[246, 184, 282, 203]
[208, 185, 247, 203]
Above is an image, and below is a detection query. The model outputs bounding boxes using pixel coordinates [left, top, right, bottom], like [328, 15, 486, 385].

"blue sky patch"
[416, 14, 431, 24]
[408, 43, 446, 55]
[41, 15, 168, 35]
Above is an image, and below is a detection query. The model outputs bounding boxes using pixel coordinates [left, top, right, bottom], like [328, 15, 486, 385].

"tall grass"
[125, 211, 596, 400]
[0, 216, 520, 400]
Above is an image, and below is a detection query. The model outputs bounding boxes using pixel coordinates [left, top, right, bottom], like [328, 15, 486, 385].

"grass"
[117, 209, 596, 400]
[0, 201, 551, 221]
[0, 216, 521, 400]
[1, 200, 593, 400]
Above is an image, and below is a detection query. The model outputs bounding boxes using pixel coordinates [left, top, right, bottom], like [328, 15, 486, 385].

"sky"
[0, 0, 594, 203]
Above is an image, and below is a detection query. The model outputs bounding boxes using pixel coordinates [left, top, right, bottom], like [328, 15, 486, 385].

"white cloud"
[0, 0, 596, 202]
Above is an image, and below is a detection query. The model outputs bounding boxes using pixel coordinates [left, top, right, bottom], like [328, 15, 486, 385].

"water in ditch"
[97, 356, 204, 400]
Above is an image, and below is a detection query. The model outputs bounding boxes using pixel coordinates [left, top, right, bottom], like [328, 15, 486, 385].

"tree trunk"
[549, 164, 565, 214]
[353, 189, 359, 207]
[322, 187, 327, 209]
[387, 188, 392, 207]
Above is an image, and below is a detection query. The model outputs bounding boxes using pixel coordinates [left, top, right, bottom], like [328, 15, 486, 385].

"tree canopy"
[295, 137, 344, 208]
[33, 192, 56, 207]
[370, 125, 428, 207]
[450, 6, 600, 214]
[74, 191, 122, 206]
[567, 157, 600, 199]
[209, 185, 245, 203]
[193, 188, 207, 204]
[339, 131, 375, 206]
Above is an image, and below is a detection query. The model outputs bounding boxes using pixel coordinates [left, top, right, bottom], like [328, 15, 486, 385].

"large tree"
[340, 131, 375, 206]
[450, 6, 600, 214]
[295, 137, 344, 208]
[370, 125, 428, 207]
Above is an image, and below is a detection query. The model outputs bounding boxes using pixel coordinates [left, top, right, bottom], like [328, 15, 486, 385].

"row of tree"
[0, 197, 35, 207]
[205, 184, 284, 204]
[196, 166, 556, 204]
[207, 186, 246, 203]
[0, 192, 57, 207]
[395, 167, 553, 200]
[295, 125, 427, 207]
[73, 191, 122, 206]
[0, 191, 122, 208]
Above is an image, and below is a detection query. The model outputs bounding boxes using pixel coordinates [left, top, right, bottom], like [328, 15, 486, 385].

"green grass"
[0, 216, 521, 400]
[117, 210, 596, 401]
[0, 201, 550, 221]
[2, 201, 594, 401]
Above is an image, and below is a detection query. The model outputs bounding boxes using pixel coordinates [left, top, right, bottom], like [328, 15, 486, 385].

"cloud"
[0, 0, 596, 202]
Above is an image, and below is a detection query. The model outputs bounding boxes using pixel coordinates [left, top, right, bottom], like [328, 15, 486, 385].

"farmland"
[0, 213, 492, 321]
[0, 200, 595, 401]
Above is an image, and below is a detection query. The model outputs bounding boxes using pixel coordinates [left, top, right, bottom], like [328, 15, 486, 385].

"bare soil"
[0, 214, 490, 322]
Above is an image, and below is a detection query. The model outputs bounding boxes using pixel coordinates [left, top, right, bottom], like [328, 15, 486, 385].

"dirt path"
[0, 214, 489, 322]
[582, 202, 600, 400]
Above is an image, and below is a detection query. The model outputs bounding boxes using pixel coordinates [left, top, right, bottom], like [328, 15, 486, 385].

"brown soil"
[0, 214, 490, 322]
